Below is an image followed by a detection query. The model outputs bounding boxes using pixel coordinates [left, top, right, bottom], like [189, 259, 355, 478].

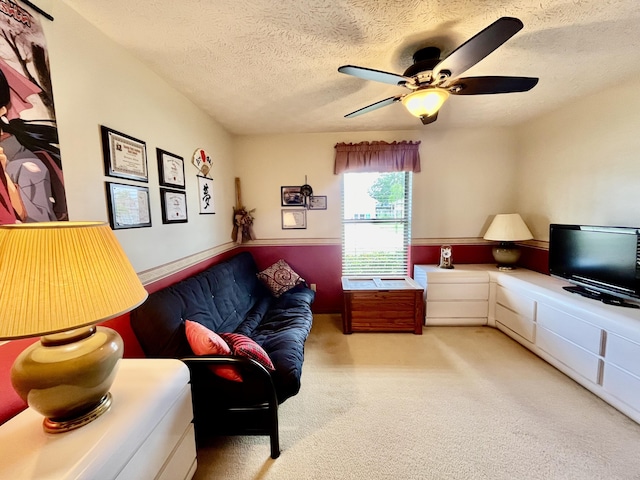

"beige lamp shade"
[0, 221, 148, 339]
[483, 214, 533, 242]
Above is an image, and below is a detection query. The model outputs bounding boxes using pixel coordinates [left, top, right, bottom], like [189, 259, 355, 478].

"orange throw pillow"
[184, 320, 242, 382]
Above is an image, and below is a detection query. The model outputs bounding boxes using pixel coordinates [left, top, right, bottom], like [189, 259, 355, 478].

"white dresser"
[413, 264, 491, 326]
[0, 359, 197, 480]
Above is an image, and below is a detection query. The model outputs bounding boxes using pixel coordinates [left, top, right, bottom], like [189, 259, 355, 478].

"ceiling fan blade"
[448, 76, 539, 95]
[338, 65, 411, 86]
[433, 17, 524, 81]
[344, 96, 403, 118]
[420, 112, 439, 125]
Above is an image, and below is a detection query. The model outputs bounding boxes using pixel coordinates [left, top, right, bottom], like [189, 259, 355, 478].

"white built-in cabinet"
[414, 264, 640, 425]
[0, 359, 197, 480]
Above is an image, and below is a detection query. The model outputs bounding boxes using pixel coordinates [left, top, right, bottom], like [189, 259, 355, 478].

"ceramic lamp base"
[11, 326, 123, 433]
[492, 242, 522, 270]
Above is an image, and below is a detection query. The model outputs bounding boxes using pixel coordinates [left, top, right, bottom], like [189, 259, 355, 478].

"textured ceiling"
[62, 0, 640, 135]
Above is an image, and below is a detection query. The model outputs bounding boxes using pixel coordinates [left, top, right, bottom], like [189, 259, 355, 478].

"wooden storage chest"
[341, 276, 423, 334]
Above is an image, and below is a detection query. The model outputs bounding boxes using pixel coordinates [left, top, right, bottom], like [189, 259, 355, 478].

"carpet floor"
[193, 314, 640, 479]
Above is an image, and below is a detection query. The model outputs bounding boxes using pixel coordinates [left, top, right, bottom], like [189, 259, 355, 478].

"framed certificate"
[160, 188, 188, 224]
[105, 182, 152, 230]
[281, 209, 306, 229]
[157, 148, 185, 189]
[309, 195, 327, 210]
[101, 126, 148, 182]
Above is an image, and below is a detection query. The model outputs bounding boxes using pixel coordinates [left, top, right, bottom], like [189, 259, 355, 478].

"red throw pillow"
[219, 333, 275, 371]
[184, 320, 242, 382]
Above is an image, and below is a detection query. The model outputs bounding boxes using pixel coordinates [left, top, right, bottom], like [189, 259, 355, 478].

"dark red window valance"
[334, 141, 421, 174]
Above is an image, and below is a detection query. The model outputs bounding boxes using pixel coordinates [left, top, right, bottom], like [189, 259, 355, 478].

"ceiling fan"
[338, 17, 538, 125]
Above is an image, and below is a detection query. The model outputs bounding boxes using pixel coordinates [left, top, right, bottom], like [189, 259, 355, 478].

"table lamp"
[483, 213, 533, 270]
[0, 221, 148, 433]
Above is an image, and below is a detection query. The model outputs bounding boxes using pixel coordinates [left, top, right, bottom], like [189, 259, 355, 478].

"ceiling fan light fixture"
[401, 88, 449, 118]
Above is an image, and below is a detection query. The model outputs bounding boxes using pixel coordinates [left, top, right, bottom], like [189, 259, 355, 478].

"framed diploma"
[101, 126, 148, 182]
[160, 188, 188, 224]
[281, 209, 306, 229]
[105, 182, 152, 230]
[157, 148, 185, 189]
[309, 195, 327, 210]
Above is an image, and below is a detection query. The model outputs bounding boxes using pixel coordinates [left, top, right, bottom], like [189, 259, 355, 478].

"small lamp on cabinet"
[483, 213, 533, 270]
[0, 221, 148, 433]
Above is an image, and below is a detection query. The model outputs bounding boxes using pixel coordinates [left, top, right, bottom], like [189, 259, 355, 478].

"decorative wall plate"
[192, 148, 212, 177]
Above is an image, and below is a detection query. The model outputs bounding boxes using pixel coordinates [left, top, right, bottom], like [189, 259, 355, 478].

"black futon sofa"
[130, 251, 314, 458]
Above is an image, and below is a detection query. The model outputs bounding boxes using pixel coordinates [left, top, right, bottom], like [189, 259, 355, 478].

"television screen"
[549, 224, 640, 301]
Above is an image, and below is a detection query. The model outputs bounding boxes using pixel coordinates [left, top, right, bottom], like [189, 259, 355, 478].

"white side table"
[0, 358, 196, 480]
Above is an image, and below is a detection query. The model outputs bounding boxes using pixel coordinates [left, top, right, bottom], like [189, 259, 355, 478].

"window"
[342, 171, 412, 276]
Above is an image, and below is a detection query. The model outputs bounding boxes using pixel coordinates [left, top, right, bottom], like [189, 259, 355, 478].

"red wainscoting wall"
[0, 241, 549, 425]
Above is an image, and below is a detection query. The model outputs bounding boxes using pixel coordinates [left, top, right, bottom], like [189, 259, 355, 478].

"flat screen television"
[548, 224, 640, 305]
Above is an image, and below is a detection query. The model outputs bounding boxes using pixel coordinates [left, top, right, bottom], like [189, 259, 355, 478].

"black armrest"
[180, 355, 279, 405]
[180, 355, 281, 458]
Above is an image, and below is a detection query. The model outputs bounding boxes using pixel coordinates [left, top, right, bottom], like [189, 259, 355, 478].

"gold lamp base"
[11, 326, 123, 433]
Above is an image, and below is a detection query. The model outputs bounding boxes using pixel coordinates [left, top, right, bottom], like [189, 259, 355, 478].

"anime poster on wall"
[0, 1, 66, 225]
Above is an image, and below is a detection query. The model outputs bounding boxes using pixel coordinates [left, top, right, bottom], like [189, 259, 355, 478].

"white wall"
[44, 2, 236, 272]
[515, 76, 640, 240]
[234, 127, 517, 241]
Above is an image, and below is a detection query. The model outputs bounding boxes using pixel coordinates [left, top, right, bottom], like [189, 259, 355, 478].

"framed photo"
[309, 195, 327, 210]
[101, 126, 148, 182]
[281, 209, 306, 229]
[105, 182, 152, 230]
[160, 188, 188, 224]
[157, 148, 185, 189]
[197, 175, 215, 214]
[281, 186, 303, 206]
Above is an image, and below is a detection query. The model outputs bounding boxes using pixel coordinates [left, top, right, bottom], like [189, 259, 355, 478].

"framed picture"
[101, 126, 148, 182]
[157, 148, 185, 189]
[281, 186, 303, 206]
[160, 188, 188, 224]
[309, 195, 327, 210]
[281, 209, 306, 229]
[105, 182, 152, 230]
[197, 175, 215, 214]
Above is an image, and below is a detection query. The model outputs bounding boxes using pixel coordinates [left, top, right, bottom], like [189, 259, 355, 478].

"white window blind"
[342, 171, 412, 276]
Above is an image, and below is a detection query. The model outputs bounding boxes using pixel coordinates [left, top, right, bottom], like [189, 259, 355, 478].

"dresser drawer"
[537, 303, 604, 355]
[424, 271, 489, 284]
[603, 362, 640, 412]
[157, 423, 197, 480]
[496, 285, 536, 319]
[426, 301, 488, 318]
[606, 333, 640, 377]
[117, 384, 195, 479]
[495, 303, 535, 342]
[427, 283, 489, 301]
[537, 326, 602, 384]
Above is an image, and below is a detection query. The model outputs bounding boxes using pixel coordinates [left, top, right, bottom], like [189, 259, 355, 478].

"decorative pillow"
[219, 333, 275, 371]
[184, 320, 242, 382]
[256, 259, 305, 297]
